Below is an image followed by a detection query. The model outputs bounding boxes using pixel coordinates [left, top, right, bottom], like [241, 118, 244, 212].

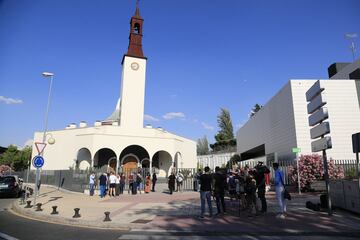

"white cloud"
[144, 114, 160, 122]
[23, 139, 33, 148]
[201, 122, 214, 131]
[163, 112, 186, 120]
[0, 96, 23, 104]
[170, 94, 177, 99]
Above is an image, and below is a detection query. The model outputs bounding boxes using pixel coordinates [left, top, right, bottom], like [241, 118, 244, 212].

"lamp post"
[34, 72, 54, 205]
[345, 33, 357, 62]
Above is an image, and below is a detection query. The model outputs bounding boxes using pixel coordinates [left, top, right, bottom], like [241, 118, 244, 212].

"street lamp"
[42, 72, 55, 143]
[345, 33, 357, 61]
[34, 72, 55, 205]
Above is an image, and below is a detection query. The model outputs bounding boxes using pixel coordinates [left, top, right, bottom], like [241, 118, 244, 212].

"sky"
[0, 0, 359, 148]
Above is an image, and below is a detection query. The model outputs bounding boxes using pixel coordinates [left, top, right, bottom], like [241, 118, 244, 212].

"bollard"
[51, 206, 59, 215]
[73, 208, 81, 218]
[103, 211, 111, 222]
[35, 203, 43, 211]
[25, 200, 32, 208]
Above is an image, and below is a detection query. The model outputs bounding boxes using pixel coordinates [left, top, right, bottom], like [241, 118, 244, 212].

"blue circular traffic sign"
[32, 155, 44, 168]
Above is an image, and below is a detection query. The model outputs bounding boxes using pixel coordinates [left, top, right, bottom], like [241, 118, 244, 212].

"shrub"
[289, 154, 344, 191]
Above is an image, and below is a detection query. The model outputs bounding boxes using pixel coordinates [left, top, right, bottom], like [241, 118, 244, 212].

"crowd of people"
[196, 161, 287, 219]
[89, 161, 287, 220]
[89, 171, 158, 198]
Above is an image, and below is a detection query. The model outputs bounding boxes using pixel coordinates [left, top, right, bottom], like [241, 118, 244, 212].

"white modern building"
[32, 4, 196, 177]
[236, 59, 360, 162]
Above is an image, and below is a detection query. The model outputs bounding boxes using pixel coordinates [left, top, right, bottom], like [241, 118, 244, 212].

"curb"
[11, 200, 131, 230]
[24, 183, 84, 195]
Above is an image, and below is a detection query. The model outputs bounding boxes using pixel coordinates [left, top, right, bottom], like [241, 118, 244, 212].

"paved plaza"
[10, 185, 360, 237]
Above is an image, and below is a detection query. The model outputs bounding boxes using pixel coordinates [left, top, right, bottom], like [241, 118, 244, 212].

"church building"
[31, 3, 197, 177]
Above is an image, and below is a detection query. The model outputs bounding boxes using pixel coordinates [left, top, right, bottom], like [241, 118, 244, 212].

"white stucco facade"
[236, 79, 360, 161]
[32, 126, 196, 176]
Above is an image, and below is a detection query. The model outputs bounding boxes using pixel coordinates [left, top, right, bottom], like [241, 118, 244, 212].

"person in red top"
[265, 171, 271, 192]
[144, 173, 151, 193]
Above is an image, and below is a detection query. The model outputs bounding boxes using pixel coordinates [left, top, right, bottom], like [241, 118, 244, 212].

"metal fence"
[333, 159, 358, 179]
[177, 168, 197, 191]
[15, 169, 90, 193]
[12, 159, 358, 193]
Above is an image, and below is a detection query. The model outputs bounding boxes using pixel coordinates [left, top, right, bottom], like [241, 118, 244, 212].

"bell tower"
[119, 0, 147, 129]
[126, 0, 145, 58]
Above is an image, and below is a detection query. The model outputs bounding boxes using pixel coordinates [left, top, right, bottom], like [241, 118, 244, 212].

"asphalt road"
[0, 198, 359, 240]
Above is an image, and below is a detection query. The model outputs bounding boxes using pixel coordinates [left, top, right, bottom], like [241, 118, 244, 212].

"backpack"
[136, 175, 142, 183]
[228, 176, 236, 189]
[177, 174, 183, 182]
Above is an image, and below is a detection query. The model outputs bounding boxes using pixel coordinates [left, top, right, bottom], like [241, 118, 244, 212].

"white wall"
[120, 56, 147, 129]
[237, 79, 360, 161]
[236, 82, 297, 160]
[197, 152, 236, 170]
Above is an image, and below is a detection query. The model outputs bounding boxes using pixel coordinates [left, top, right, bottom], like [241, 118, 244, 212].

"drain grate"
[131, 219, 152, 224]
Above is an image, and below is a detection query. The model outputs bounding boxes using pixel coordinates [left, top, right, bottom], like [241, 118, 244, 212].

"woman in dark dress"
[168, 172, 176, 194]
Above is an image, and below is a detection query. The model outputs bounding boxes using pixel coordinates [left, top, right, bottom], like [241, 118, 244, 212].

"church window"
[133, 23, 140, 34]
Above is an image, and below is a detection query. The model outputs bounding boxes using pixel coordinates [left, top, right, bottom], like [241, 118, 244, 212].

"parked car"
[0, 175, 22, 198]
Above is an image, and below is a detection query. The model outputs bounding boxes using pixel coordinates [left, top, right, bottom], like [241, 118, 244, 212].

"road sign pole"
[296, 153, 301, 195]
[32, 155, 45, 205]
[34, 168, 40, 205]
[322, 149, 332, 216]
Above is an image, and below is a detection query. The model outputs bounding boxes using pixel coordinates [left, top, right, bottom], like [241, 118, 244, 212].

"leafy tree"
[226, 154, 241, 169]
[197, 136, 210, 155]
[210, 108, 236, 153]
[215, 108, 234, 141]
[14, 146, 32, 171]
[0, 145, 18, 167]
[0, 145, 32, 171]
[249, 103, 263, 118]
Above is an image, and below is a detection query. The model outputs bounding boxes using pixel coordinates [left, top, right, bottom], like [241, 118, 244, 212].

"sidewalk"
[12, 186, 360, 235]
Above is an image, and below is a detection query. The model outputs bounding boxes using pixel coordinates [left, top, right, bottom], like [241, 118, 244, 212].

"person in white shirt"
[109, 172, 117, 197]
[115, 174, 120, 196]
[176, 171, 184, 192]
[89, 172, 96, 196]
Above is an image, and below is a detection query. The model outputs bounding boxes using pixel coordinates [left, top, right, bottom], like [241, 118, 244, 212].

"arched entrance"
[119, 145, 150, 174]
[108, 157, 117, 173]
[93, 148, 117, 172]
[76, 148, 91, 170]
[152, 150, 172, 178]
[141, 158, 150, 168]
[121, 154, 139, 173]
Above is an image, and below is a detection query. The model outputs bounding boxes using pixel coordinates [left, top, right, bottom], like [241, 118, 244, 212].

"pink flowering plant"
[0, 165, 12, 175]
[289, 154, 344, 191]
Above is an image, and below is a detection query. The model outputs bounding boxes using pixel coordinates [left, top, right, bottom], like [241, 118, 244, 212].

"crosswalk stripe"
[0, 232, 19, 240]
